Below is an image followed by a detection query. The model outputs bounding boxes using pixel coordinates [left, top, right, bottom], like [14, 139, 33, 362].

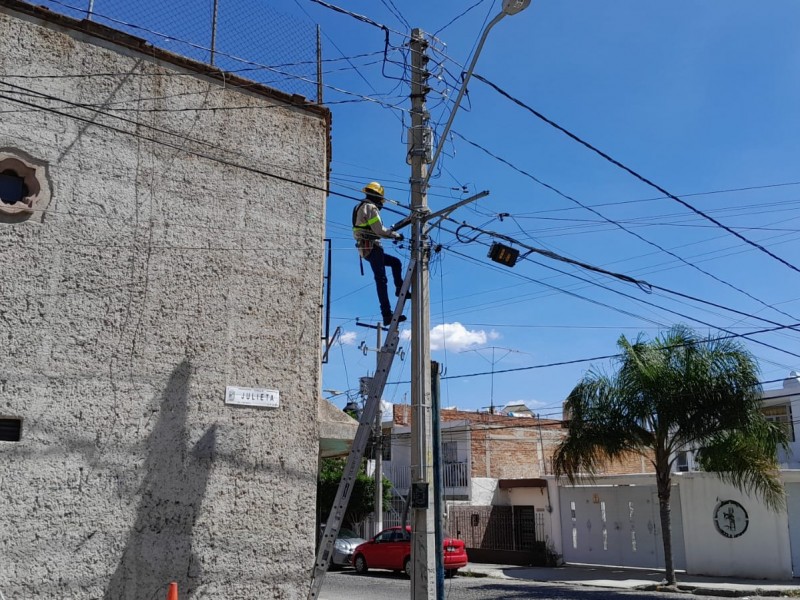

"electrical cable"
[445, 247, 669, 328]
[0, 91, 417, 222]
[385, 321, 800, 386]
[438, 218, 800, 353]
[380, 0, 411, 30]
[455, 222, 652, 292]
[451, 129, 800, 324]
[432, 0, 490, 38]
[472, 72, 800, 277]
[510, 183, 800, 222]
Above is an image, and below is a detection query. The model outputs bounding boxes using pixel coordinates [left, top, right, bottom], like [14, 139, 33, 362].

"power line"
[0, 50, 386, 80]
[451, 129, 800, 324]
[472, 72, 800, 277]
[386, 322, 800, 386]
[432, 0, 490, 38]
[0, 92, 365, 205]
[309, 0, 406, 37]
[445, 247, 669, 328]
[380, 0, 411, 30]
[439, 218, 800, 359]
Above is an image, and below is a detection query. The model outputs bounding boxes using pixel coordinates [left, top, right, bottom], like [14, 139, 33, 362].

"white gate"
[785, 483, 800, 577]
[559, 484, 686, 569]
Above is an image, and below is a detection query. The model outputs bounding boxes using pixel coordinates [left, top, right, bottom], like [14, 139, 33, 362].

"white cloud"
[399, 322, 498, 352]
[430, 322, 497, 352]
[339, 331, 357, 345]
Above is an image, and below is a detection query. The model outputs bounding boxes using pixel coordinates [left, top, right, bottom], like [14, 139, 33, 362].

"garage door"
[559, 484, 685, 569]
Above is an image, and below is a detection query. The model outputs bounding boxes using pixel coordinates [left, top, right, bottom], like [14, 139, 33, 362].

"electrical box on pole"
[488, 242, 519, 267]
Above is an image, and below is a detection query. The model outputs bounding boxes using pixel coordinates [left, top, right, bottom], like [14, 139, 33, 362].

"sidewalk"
[461, 563, 800, 597]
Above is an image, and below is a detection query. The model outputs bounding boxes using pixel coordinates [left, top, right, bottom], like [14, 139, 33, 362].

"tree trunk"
[656, 466, 676, 586]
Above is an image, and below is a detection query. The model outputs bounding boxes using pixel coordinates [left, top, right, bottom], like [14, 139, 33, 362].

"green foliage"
[554, 324, 787, 507]
[317, 457, 394, 529]
[553, 324, 789, 584]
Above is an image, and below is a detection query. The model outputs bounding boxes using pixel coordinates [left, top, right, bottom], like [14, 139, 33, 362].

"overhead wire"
[380, 0, 411, 30]
[451, 129, 800, 324]
[472, 72, 800, 277]
[23, 2, 798, 400]
[438, 215, 800, 350]
[432, 0, 491, 38]
[384, 322, 800, 387]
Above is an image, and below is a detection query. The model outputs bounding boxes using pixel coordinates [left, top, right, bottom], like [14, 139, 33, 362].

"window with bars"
[762, 403, 794, 441]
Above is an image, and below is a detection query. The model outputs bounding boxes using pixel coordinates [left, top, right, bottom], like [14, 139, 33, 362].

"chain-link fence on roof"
[35, 0, 319, 101]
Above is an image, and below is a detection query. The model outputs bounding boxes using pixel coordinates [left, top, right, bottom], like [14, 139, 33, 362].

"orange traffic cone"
[166, 582, 178, 600]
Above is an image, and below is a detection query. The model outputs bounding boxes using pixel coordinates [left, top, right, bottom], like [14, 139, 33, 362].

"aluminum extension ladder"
[308, 258, 415, 600]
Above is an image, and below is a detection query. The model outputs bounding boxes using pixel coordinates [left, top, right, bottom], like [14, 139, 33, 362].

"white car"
[324, 527, 367, 568]
[320, 524, 366, 569]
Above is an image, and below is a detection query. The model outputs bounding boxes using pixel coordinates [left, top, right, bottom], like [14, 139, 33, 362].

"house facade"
[555, 374, 800, 580]
[0, 2, 329, 599]
[374, 379, 800, 580]
[375, 404, 652, 560]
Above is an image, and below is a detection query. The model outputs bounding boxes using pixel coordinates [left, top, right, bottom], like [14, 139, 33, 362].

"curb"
[462, 568, 798, 598]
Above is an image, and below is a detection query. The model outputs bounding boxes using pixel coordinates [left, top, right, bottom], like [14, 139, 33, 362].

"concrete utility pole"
[408, 28, 435, 600]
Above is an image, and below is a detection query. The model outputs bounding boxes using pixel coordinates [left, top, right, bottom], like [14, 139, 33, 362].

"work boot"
[383, 313, 407, 327]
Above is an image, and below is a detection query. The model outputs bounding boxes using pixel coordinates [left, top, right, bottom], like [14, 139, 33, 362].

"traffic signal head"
[488, 242, 519, 267]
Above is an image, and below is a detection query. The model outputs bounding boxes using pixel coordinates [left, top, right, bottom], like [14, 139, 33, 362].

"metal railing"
[385, 462, 469, 493]
[32, 0, 319, 100]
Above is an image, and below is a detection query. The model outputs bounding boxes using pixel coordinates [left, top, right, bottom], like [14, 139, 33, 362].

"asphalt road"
[318, 570, 698, 600]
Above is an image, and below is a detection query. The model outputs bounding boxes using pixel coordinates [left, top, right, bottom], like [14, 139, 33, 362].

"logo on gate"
[713, 500, 749, 538]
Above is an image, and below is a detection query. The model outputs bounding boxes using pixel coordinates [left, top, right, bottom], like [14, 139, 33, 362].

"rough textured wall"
[0, 6, 328, 599]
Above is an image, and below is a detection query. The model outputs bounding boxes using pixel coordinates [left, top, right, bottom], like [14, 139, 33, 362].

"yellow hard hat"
[363, 181, 385, 197]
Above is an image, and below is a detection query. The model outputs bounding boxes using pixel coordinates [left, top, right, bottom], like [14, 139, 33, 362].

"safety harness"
[352, 201, 381, 275]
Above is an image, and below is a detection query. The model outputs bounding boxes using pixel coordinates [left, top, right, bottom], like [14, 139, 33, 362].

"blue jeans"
[365, 245, 403, 318]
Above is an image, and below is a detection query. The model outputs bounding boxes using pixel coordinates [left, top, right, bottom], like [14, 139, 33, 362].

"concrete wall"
[555, 473, 794, 580]
[0, 5, 329, 599]
[677, 472, 792, 580]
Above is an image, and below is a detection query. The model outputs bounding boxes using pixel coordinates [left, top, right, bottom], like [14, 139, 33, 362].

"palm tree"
[553, 324, 788, 586]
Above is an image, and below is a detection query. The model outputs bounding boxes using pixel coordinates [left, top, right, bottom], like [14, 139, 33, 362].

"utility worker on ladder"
[353, 182, 407, 326]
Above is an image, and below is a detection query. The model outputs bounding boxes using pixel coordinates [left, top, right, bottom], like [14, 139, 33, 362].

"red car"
[351, 525, 468, 578]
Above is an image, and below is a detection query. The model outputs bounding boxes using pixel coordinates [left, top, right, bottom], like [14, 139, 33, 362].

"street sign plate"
[225, 386, 280, 408]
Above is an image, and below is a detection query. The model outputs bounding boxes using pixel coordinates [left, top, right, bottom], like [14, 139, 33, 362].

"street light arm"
[423, 11, 506, 188]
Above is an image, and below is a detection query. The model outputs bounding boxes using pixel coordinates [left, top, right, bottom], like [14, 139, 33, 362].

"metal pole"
[210, 0, 219, 66]
[422, 11, 506, 189]
[86, 0, 94, 20]
[490, 347, 495, 414]
[431, 361, 444, 599]
[317, 25, 324, 104]
[409, 28, 435, 600]
[374, 322, 383, 535]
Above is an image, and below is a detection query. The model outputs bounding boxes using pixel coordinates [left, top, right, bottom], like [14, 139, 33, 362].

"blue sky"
[43, 0, 800, 417]
[297, 0, 800, 417]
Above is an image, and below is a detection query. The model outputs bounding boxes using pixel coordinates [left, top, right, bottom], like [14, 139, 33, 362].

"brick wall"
[392, 405, 655, 478]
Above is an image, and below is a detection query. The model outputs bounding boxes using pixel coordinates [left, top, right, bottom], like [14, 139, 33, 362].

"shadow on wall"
[105, 360, 216, 600]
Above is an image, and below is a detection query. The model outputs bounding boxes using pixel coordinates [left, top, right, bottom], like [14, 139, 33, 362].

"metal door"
[559, 484, 685, 569]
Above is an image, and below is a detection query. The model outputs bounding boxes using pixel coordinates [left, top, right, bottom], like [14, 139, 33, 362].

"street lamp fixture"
[424, 0, 531, 186]
[502, 0, 531, 15]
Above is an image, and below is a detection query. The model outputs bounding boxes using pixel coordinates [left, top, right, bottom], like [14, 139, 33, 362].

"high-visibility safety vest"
[352, 201, 381, 241]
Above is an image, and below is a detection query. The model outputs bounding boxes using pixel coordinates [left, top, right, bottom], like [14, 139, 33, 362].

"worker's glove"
[393, 232, 404, 242]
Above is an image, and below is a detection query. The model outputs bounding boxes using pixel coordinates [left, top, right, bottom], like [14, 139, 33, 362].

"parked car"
[327, 527, 367, 569]
[351, 525, 468, 577]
